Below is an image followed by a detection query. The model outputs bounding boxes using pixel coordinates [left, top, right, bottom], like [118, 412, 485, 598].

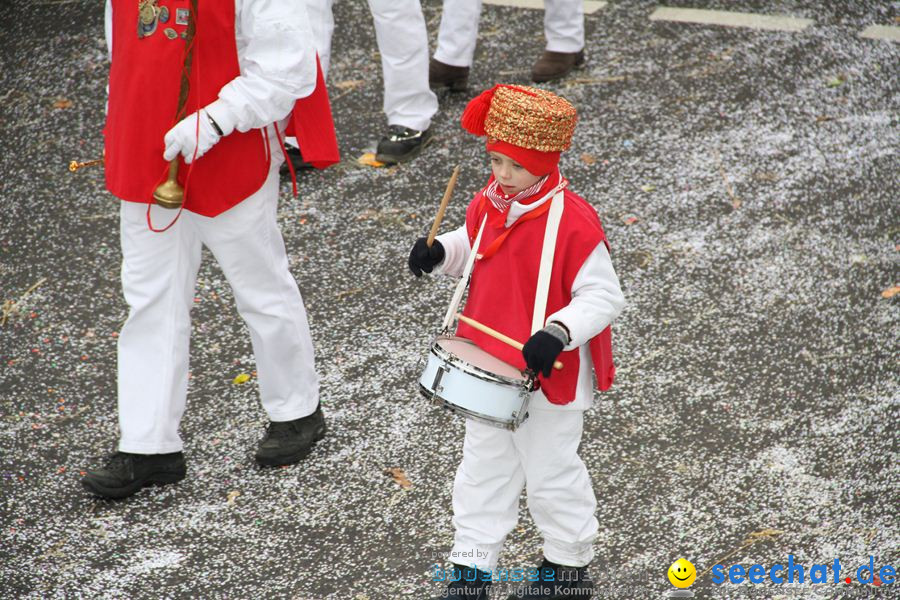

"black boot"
[280, 144, 313, 175]
[81, 451, 186, 499]
[280, 145, 314, 174]
[255, 403, 327, 467]
[375, 125, 433, 164]
[433, 564, 492, 600]
[506, 558, 594, 599]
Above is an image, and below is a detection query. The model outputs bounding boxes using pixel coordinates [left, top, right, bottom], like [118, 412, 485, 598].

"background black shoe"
[375, 126, 432, 164]
[280, 145, 314, 174]
[255, 403, 327, 467]
[433, 564, 492, 600]
[506, 558, 594, 599]
[81, 451, 186, 499]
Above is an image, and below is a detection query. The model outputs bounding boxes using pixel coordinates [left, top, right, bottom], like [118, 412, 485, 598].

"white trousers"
[287, 0, 336, 149]
[367, 0, 438, 131]
[117, 155, 319, 454]
[305, 0, 335, 76]
[449, 409, 598, 570]
[435, 0, 585, 67]
[301, 0, 437, 131]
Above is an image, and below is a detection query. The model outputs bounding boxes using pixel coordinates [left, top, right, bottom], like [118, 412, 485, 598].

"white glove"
[163, 100, 237, 164]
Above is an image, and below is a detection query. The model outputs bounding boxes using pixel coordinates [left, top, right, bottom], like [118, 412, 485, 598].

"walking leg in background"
[532, 0, 585, 82]
[430, 0, 482, 91]
[284, 0, 337, 173]
[368, 0, 438, 164]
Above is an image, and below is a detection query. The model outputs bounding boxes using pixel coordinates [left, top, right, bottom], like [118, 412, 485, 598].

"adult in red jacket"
[82, 0, 337, 500]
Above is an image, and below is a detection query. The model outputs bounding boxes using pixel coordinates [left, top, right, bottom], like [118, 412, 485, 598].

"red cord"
[147, 20, 199, 233]
[273, 125, 298, 198]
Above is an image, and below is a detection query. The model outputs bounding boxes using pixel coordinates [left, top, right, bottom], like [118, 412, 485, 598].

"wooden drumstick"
[426, 165, 460, 247]
[457, 313, 563, 370]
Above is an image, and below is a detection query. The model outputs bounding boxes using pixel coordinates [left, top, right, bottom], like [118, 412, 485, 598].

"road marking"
[483, 0, 607, 16]
[859, 25, 900, 41]
[649, 7, 813, 32]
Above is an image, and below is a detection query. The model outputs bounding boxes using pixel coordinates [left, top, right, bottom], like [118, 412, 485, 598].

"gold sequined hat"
[461, 84, 577, 174]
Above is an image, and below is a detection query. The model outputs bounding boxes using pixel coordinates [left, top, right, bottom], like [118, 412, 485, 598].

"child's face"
[489, 151, 543, 196]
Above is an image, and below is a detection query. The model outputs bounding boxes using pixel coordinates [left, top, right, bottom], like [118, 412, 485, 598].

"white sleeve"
[546, 243, 625, 349]
[105, 0, 112, 60]
[216, 0, 319, 132]
[433, 225, 471, 278]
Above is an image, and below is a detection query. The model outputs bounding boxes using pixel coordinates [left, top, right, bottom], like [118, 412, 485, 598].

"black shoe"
[81, 451, 186, 499]
[255, 403, 327, 467]
[375, 125, 433, 164]
[506, 558, 594, 599]
[280, 145, 314, 175]
[433, 564, 492, 600]
[429, 58, 470, 91]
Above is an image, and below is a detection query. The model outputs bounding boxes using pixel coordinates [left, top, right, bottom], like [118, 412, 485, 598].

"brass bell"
[153, 160, 183, 209]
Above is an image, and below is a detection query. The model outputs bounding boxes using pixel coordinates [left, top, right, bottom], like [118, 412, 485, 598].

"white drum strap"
[531, 191, 565, 334]
[442, 214, 489, 332]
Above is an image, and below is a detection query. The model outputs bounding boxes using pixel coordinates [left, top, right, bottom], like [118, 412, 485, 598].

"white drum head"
[436, 337, 526, 381]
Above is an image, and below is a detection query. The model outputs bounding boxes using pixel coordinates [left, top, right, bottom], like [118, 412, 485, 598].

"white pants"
[367, 0, 438, 131]
[450, 409, 598, 570]
[287, 0, 336, 149]
[301, 0, 437, 131]
[305, 0, 335, 76]
[117, 154, 319, 454]
[435, 0, 585, 67]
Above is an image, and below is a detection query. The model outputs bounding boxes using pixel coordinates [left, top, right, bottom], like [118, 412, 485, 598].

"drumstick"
[426, 165, 460, 247]
[457, 313, 563, 371]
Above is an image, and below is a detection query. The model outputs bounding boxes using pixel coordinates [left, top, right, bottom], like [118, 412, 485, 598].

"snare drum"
[419, 335, 534, 430]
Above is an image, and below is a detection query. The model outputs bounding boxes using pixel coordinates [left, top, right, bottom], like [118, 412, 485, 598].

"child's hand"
[523, 324, 568, 377]
[408, 238, 445, 277]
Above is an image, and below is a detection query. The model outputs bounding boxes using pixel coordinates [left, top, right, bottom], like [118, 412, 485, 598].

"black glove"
[522, 326, 567, 378]
[408, 237, 445, 277]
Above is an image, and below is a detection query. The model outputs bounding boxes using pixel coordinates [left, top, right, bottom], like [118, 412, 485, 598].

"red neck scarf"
[483, 174, 549, 211]
[475, 169, 566, 259]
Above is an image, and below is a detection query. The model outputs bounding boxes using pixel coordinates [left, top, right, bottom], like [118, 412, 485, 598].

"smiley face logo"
[668, 558, 696, 588]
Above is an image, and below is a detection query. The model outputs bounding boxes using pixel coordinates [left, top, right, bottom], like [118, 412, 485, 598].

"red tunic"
[458, 185, 615, 405]
[104, 0, 338, 217]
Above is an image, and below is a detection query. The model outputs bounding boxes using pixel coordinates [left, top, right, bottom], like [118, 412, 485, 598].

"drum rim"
[430, 335, 533, 388]
[419, 385, 528, 431]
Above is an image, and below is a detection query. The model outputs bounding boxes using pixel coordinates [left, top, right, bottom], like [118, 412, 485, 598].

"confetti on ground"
[384, 468, 413, 489]
[356, 152, 386, 168]
[880, 285, 900, 299]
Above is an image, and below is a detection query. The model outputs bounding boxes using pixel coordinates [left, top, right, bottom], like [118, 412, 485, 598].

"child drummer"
[408, 85, 625, 600]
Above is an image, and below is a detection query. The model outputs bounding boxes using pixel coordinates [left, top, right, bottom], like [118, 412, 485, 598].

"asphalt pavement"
[0, 1, 897, 598]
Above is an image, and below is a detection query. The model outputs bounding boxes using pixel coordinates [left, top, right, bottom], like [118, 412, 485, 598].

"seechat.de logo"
[665, 558, 697, 598]
[668, 559, 696, 588]
[711, 555, 895, 587]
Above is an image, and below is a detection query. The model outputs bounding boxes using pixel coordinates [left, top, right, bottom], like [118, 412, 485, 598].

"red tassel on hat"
[460, 85, 498, 136]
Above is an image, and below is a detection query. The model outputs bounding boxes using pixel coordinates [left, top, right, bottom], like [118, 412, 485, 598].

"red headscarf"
[485, 138, 560, 176]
